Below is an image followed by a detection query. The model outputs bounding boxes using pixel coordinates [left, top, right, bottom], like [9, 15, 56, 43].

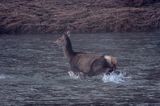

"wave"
[0, 74, 7, 79]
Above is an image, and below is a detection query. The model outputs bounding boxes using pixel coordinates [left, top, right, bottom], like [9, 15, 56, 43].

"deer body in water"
[54, 32, 117, 77]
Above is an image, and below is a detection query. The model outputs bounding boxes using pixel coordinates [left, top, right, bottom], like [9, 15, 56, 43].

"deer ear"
[66, 31, 71, 37]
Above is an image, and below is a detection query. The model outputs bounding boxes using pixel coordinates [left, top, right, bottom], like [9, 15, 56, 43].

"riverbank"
[0, 0, 160, 34]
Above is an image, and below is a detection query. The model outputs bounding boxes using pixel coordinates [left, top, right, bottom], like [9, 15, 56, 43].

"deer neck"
[63, 37, 74, 60]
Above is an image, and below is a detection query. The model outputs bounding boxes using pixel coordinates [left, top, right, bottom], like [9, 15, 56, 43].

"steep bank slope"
[0, 0, 160, 34]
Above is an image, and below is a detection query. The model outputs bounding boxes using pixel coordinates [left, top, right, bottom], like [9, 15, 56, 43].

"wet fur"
[55, 32, 117, 77]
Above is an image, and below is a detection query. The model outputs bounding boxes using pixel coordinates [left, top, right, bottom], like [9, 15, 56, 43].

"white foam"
[68, 71, 130, 83]
[102, 72, 130, 84]
[68, 71, 80, 79]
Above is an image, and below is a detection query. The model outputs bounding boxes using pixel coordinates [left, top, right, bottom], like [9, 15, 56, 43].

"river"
[0, 32, 160, 105]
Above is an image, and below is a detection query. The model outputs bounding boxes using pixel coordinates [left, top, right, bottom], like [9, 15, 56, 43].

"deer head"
[54, 31, 74, 59]
[54, 31, 71, 47]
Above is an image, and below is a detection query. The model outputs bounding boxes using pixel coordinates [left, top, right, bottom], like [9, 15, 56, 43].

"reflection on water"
[0, 74, 7, 79]
[0, 32, 160, 105]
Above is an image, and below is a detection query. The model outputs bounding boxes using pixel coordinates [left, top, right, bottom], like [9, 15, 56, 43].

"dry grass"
[0, 0, 160, 34]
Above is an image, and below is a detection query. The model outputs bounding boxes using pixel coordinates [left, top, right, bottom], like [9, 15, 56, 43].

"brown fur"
[54, 32, 117, 77]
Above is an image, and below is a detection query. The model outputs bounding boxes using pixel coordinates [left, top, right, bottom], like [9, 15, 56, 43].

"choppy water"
[0, 33, 160, 105]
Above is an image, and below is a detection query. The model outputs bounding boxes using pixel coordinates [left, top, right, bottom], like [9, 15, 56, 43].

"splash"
[68, 71, 130, 83]
[68, 71, 80, 79]
[102, 72, 130, 84]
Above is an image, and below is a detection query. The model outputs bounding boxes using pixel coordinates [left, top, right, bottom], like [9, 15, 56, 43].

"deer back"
[70, 53, 103, 73]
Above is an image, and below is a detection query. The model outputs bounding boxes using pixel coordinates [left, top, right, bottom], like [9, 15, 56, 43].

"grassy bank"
[0, 0, 160, 34]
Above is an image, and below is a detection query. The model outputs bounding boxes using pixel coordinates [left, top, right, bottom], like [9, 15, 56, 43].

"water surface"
[0, 33, 160, 105]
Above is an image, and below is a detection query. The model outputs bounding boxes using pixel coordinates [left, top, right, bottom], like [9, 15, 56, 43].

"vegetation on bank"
[0, 0, 160, 34]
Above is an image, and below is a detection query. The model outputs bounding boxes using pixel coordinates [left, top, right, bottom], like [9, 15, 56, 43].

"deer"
[54, 31, 118, 78]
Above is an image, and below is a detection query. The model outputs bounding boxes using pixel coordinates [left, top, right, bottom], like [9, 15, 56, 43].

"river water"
[0, 32, 160, 105]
